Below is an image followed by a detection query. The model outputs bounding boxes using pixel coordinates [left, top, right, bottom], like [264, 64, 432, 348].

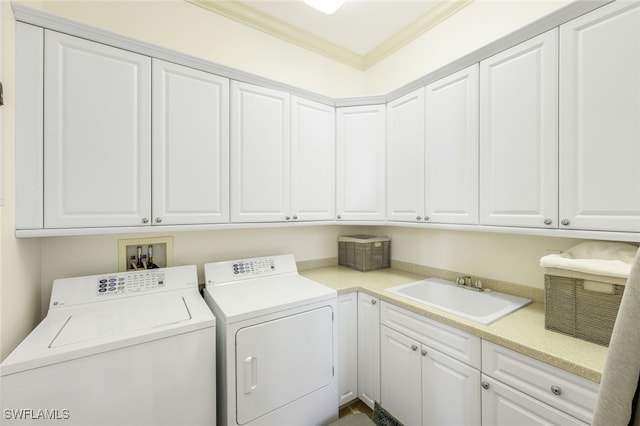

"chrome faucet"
[456, 275, 484, 292]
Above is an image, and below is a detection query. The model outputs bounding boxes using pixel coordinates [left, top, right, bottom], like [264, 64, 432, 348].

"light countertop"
[300, 265, 608, 383]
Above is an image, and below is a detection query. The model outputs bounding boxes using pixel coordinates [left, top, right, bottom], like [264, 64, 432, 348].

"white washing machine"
[0, 265, 216, 426]
[203, 254, 338, 426]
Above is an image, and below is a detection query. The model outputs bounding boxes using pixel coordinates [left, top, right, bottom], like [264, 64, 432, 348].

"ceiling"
[186, 0, 474, 70]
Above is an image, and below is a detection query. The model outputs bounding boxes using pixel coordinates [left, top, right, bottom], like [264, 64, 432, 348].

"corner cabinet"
[559, 0, 640, 233]
[357, 293, 381, 409]
[479, 29, 558, 229]
[230, 82, 335, 223]
[336, 105, 386, 221]
[337, 292, 358, 406]
[43, 30, 152, 228]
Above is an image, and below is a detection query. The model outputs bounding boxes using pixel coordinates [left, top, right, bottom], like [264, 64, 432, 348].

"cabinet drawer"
[380, 301, 480, 368]
[482, 340, 599, 424]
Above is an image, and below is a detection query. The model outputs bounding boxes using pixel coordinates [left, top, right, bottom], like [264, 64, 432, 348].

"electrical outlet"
[118, 236, 173, 272]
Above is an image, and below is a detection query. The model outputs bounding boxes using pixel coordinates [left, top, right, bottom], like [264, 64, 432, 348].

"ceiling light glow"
[303, 0, 345, 15]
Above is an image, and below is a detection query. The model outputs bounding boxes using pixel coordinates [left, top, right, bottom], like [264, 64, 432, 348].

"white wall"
[15, 0, 366, 98]
[380, 227, 586, 288]
[1, 1, 43, 361]
[38, 225, 358, 317]
[365, 0, 576, 94]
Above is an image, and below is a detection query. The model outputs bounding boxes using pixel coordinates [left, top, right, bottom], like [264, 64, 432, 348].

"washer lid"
[50, 295, 191, 348]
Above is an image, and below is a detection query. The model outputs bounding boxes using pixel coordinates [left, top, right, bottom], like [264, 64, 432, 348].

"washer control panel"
[48, 265, 198, 309]
[97, 271, 166, 296]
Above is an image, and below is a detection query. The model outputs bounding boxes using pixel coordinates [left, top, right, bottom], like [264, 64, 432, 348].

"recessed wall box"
[118, 236, 173, 272]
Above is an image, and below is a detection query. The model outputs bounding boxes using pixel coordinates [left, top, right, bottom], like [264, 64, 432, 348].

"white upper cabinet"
[479, 29, 558, 228]
[152, 59, 229, 225]
[44, 30, 152, 228]
[559, 1, 640, 233]
[291, 96, 335, 221]
[230, 82, 335, 223]
[230, 81, 291, 222]
[425, 64, 479, 225]
[337, 105, 386, 221]
[386, 88, 426, 223]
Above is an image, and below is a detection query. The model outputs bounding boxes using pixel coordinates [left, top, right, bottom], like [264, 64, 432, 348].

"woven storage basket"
[338, 235, 390, 272]
[544, 267, 626, 346]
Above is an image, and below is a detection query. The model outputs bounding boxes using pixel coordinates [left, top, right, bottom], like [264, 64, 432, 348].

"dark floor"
[339, 399, 374, 419]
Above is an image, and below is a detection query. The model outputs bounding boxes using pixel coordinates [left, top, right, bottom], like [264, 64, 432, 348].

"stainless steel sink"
[385, 278, 531, 325]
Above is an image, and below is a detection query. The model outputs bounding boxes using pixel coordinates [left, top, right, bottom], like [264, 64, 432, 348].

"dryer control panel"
[204, 254, 298, 285]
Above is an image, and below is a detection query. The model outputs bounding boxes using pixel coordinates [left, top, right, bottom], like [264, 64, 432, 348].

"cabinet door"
[386, 89, 425, 223]
[44, 30, 151, 228]
[337, 293, 358, 406]
[336, 105, 386, 221]
[479, 29, 558, 228]
[357, 292, 380, 409]
[426, 64, 479, 225]
[152, 59, 229, 225]
[481, 376, 587, 426]
[291, 96, 335, 222]
[380, 325, 422, 426]
[422, 345, 481, 426]
[230, 81, 290, 222]
[559, 1, 640, 232]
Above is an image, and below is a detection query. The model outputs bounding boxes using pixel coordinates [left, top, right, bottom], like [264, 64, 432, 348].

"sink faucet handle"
[474, 279, 483, 290]
[456, 275, 472, 286]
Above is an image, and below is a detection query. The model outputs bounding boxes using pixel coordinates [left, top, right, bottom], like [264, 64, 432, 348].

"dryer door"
[235, 305, 334, 425]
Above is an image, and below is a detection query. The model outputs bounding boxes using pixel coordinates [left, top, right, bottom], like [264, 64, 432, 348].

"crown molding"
[186, 0, 473, 71]
[364, 0, 474, 69]
[186, 0, 365, 70]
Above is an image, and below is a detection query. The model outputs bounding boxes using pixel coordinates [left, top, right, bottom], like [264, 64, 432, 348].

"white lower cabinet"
[481, 376, 586, 426]
[337, 292, 358, 406]
[482, 340, 599, 425]
[357, 293, 380, 409]
[380, 302, 481, 425]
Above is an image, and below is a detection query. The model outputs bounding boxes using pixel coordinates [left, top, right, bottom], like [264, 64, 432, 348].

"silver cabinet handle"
[141, 218, 149, 224]
[416, 216, 422, 221]
[155, 217, 162, 224]
[371, 299, 377, 305]
[285, 216, 291, 220]
[337, 215, 342, 220]
[550, 385, 562, 396]
[421, 349, 427, 356]
[561, 219, 570, 226]
[410, 344, 418, 351]
[481, 381, 490, 390]
[544, 218, 552, 225]
[424, 216, 430, 221]
[293, 215, 298, 220]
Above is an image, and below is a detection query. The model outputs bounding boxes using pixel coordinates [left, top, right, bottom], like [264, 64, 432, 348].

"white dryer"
[0, 265, 216, 426]
[203, 254, 338, 426]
